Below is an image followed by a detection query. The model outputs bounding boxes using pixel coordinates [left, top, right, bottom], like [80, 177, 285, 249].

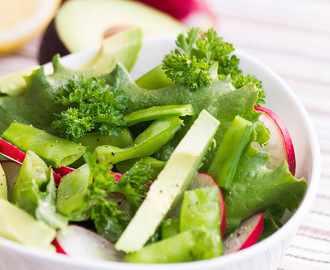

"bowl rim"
[0, 37, 321, 269]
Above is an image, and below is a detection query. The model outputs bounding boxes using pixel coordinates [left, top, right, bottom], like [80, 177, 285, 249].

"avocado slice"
[0, 198, 56, 251]
[78, 27, 143, 74]
[115, 110, 220, 253]
[0, 66, 39, 97]
[38, 0, 186, 64]
[2, 27, 143, 97]
[0, 164, 7, 200]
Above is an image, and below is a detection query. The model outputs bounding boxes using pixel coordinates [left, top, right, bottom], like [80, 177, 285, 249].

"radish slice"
[189, 172, 226, 237]
[0, 160, 21, 199]
[52, 238, 67, 254]
[223, 212, 264, 254]
[0, 138, 64, 184]
[110, 171, 122, 182]
[254, 106, 296, 175]
[53, 166, 75, 177]
[0, 138, 25, 164]
[55, 225, 124, 261]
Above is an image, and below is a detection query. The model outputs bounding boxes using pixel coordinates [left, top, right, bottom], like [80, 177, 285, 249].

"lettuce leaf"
[223, 144, 307, 234]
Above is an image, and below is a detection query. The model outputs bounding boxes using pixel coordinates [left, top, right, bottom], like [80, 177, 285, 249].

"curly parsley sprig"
[51, 76, 127, 138]
[84, 151, 153, 242]
[162, 27, 266, 105]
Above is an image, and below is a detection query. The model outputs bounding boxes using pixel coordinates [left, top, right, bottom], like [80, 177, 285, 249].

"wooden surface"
[0, 0, 330, 269]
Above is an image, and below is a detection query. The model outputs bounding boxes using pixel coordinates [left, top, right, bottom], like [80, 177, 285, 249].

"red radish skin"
[223, 212, 264, 254]
[110, 171, 122, 182]
[0, 138, 63, 184]
[53, 166, 75, 177]
[52, 238, 67, 255]
[0, 138, 26, 164]
[254, 106, 296, 175]
[54, 225, 124, 261]
[191, 172, 226, 237]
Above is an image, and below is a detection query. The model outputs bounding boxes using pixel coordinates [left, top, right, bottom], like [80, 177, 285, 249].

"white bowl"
[0, 37, 321, 270]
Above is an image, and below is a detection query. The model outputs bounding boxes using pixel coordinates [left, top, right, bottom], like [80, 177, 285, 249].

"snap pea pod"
[72, 129, 134, 151]
[10, 150, 68, 229]
[125, 104, 193, 126]
[57, 164, 93, 221]
[116, 157, 165, 179]
[180, 186, 223, 259]
[1, 123, 86, 168]
[96, 117, 182, 164]
[135, 64, 175, 90]
[208, 115, 253, 190]
[125, 201, 222, 264]
[161, 217, 180, 240]
[125, 230, 195, 263]
[10, 150, 48, 205]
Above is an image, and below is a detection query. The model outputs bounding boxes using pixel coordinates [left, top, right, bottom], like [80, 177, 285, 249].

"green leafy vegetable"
[52, 76, 128, 138]
[11, 151, 67, 229]
[2, 122, 86, 168]
[111, 160, 152, 214]
[162, 27, 266, 104]
[228, 74, 265, 105]
[84, 151, 153, 242]
[224, 144, 307, 234]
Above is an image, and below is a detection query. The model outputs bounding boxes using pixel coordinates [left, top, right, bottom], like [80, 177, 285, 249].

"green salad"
[0, 27, 307, 263]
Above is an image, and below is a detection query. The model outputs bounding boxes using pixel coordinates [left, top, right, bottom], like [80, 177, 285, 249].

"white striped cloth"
[206, 0, 330, 269]
[0, 0, 329, 269]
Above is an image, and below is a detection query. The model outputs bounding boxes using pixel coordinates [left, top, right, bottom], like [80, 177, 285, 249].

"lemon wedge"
[0, 0, 61, 53]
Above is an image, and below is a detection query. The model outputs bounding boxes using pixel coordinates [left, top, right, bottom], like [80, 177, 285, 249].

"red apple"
[254, 106, 296, 175]
[190, 172, 226, 237]
[223, 212, 264, 254]
[54, 225, 124, 261]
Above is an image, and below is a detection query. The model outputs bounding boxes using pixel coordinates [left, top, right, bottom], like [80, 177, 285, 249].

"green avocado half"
[38, 0, 186, 64]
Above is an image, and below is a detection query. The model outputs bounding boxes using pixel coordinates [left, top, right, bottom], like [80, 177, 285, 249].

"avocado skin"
[38, 19, 70, 65]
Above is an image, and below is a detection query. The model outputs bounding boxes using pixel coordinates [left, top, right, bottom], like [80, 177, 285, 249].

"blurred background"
[0, 0, 329, 269]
